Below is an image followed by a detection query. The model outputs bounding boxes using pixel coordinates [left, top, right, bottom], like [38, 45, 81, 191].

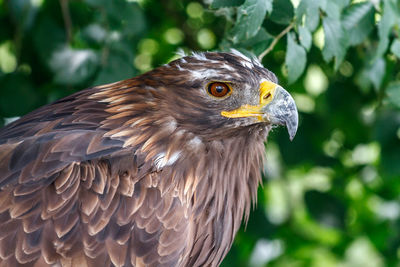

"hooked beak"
[221, 81, 298, 140]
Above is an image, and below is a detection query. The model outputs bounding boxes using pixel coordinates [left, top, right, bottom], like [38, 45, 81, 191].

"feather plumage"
[0, 51, 296, 266]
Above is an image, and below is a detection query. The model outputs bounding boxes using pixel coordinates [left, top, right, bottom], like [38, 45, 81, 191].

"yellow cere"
[221, 80, 278, 121]
[259, 80, 277, 105]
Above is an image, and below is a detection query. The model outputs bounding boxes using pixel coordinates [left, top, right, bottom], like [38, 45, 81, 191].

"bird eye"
[207, 82, 231, 98]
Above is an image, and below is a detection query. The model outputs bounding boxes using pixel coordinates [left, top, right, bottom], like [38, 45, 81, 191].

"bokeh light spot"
[0, 41, 17, 73]
[293, 93, 315, 113]
[138, 38, 159, 55]
[344, 237, 384, 266]
[303, 167, 333, 192]
[346, 179, 364, 199]
[323, 129, 345, 157]
[375, 13, 381, 23]
[186, 2, 203, 19]
[18, 64, 32, 75]
[134, 54, 152, 72]
[126, 0, 147, 5]
[339, 61, 354, 77]
[352, 143, 380, 165]
[313, 27, 324, 50]
[249, 239, 284, 266]
[304, 65, 328, 96]
[164, 28, 184, 45]
[31, 0, 44, 7]
[361, 104, 377, 125]
[197, 28, 216, 49]
[290, 0, 300, 8]
[265, 180, 289, 224]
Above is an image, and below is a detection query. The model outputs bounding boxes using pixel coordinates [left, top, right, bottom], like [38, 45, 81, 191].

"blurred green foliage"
[1, 0, 400, 266]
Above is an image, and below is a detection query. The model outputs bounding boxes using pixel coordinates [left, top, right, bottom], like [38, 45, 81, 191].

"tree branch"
[258, 22, 294, 62]
[60, 0, 73, 43]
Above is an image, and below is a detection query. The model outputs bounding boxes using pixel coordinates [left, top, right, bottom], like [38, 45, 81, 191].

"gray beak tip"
[262, 86, 299, 141]
[286, 109, 298, 141]
[288, 127, 297, 141]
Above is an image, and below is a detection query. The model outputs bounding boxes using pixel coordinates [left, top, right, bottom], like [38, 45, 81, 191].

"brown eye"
[207, 82, 231, 98]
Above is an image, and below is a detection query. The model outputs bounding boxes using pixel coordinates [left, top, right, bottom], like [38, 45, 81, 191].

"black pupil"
[215, 85, 224, 93]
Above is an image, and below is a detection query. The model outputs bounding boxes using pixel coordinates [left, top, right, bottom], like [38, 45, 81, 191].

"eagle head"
[138, 50, 298, 141]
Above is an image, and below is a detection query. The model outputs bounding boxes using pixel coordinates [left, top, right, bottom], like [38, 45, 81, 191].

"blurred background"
[0, 0, 400, 266]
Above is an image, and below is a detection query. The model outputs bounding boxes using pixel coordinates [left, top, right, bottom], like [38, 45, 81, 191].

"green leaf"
[323, 0, 349, 19]
[231, 0, 272, 42]
[298, 26, 312, 51]
[322, 16, 347, 70]
[49, 46, 99, 86]
[285, 32, 306, 84]
[211, 0, 244, 8]
[356, 57, 386, 93]
[386, 81, 400, 109]
[342, 2, 374, 46]
[367, 58, 386, 91]
[238, 27, 274, 55]
[376, 0, 399, 58]
[269, 0, 294, 25]
[324, 1, 341, 20]
[295, 0, 326, 31]
[390, 39, 400, 58]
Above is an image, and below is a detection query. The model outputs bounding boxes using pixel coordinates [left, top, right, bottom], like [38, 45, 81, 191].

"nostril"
[263, 93, 271, 100]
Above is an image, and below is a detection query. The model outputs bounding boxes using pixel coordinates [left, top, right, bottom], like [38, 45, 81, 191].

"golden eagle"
[0, 51, 298, 266]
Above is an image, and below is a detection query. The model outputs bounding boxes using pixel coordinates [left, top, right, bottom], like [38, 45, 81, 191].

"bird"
[0, 51, 298, 267]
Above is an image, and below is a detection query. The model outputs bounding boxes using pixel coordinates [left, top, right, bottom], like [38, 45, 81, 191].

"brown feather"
[105, 238, 128, 267]
[0, 52, 279, 266]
